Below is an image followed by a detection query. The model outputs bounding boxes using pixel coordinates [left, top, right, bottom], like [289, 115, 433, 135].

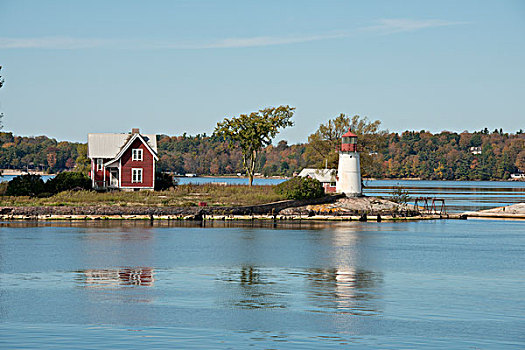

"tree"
[6, 174, 46, 196]
[213, 106, 295, 186]
[305, 114, 386, 176]
[74, 144, 90, 174]
[46, 171, 91, 194]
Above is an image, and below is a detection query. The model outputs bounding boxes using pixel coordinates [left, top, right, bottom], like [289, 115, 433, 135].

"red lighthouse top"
[341, 129, 358, 152]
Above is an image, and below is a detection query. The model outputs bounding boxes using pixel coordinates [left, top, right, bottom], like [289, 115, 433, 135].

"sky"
[0, 0, 524, 144]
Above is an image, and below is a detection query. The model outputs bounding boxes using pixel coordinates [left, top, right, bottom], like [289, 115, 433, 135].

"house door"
[109, 169, 119, 187]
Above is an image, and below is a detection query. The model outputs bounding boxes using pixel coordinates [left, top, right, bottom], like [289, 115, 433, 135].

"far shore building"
[87, 128, 158, 190]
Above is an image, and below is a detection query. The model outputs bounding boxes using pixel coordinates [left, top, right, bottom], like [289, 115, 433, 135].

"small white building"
[297, 168, 337, 193]
[510, 173, 525, 180]
[470, 146, 482, 155]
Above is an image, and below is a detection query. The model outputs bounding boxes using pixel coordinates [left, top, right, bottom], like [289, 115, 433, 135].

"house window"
[132, 149, 143, 161]
[132, 168, 143, 183]
[96, 159, 103, 171]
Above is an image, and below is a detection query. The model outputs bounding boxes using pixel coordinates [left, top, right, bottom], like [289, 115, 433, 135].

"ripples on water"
[0, 217, 524, 348]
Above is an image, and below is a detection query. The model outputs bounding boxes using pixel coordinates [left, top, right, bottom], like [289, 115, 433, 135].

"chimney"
[132, 128, 140, 134]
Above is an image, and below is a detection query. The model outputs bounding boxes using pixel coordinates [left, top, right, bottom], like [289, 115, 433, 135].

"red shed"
[88, 129, 158, 190]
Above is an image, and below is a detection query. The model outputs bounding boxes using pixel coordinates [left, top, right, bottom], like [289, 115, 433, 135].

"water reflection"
[219, 266, 382, 315]
[305, 268, 382, 315]
[221, 266, 286, 309]
[77, 267, 155, 287]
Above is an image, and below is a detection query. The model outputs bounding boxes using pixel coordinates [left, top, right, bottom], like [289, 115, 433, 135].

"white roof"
[297, 168, 337, 183]
[88, 133, 157, 159]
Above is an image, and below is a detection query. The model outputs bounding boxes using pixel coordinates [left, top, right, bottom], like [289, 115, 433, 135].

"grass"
[0, 184, 286, 207]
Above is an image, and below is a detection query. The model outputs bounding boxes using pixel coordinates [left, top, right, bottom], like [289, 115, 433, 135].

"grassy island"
[0, 184, 285, 208]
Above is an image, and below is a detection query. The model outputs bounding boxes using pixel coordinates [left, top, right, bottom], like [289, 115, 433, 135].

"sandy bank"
[465, 203, 525, 219]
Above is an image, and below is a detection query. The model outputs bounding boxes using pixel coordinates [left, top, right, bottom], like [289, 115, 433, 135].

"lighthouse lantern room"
[336, 129, 362, 196]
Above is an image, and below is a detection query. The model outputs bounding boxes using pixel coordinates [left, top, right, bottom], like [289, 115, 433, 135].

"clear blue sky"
[0, 0, 524, 143]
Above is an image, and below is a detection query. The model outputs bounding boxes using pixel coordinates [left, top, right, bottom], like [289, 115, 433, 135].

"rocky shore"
[0, 195, 467, 222]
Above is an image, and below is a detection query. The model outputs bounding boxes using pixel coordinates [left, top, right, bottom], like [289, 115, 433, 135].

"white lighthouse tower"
[336, 129, 362, 196]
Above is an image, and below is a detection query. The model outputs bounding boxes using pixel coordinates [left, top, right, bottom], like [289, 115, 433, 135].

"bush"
[46, 171, 92, 194]
[275, 177, 324, 200]
[155, 172, 177, 191]
[391, 186, 410, 204]
[5, 174, 46, 196]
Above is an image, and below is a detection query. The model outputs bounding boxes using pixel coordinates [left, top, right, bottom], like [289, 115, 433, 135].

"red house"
[88, 128, 158, 190]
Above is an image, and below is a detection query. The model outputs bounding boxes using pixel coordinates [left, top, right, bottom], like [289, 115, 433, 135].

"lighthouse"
[336, 129, 362, 196]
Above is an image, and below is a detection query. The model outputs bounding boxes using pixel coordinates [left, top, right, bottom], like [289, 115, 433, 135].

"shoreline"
[0, 212, 466, 222]
[0, 194, 469, 222]
[1, 170, 54, 176]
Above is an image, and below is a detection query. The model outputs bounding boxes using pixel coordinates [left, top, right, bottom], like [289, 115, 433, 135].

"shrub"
[275, 177, 324, 200]
[46, 171, 92, 194]
[5, 174, 46, 196]
[391, 186, 410, 204]
[155, 172, 177, 191]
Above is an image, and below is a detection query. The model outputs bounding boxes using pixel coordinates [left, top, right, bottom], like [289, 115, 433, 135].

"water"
[363, 179, 525, 212]
[0, 174, 54, 182]
[0, 219, 523, 349]
[176, 176, 285, 186]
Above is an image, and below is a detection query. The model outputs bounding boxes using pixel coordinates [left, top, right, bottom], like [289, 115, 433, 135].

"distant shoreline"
[1, 169, 54, 176]
[0, 171, 523, 182]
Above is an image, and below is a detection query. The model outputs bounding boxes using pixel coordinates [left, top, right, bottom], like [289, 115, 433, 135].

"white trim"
[91, 160, 95, 188]
[119, 159, 122, 188]
[109, 168, 119, 187]
[119, 186, 154, 189]
[132, 168, 143, 183]
[105, 134, 158, 166]
[152, 160, 156, 190]
[96, 158, 103, 171]
[132, 148, 143, 161]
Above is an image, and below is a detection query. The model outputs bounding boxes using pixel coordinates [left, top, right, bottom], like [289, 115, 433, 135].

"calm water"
[0, 219, 524, 349]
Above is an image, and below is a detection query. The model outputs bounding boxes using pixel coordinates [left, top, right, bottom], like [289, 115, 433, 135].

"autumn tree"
[213, 105, 295, 186]
[305, 114, 386, 176]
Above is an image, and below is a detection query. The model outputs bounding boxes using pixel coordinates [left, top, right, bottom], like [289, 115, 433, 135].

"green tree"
[74, 144, 90, 174]
[46, 171, 91, 194]
[213, 105, 295, 186]
[6, 174, 46, 196]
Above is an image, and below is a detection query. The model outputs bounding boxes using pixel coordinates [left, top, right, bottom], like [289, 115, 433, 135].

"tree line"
[0, 122, 523, 181]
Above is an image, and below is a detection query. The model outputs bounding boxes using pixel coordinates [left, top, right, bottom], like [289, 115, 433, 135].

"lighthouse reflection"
[306, 267, 382, 315]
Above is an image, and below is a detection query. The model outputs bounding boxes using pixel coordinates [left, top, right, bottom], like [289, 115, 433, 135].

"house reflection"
[78, 267, 155, 287]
